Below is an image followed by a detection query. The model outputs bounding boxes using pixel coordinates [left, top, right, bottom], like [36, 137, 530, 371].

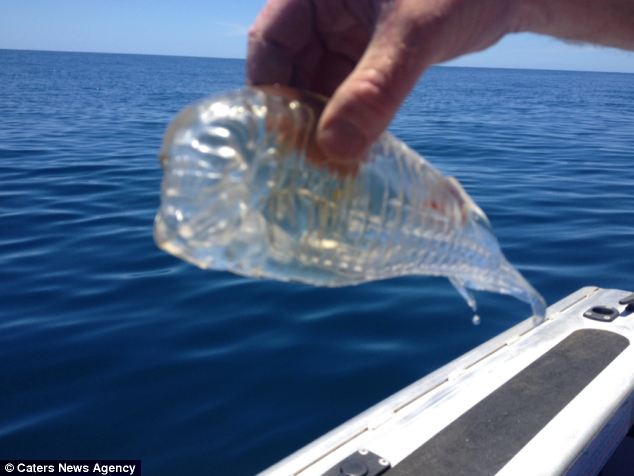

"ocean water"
[1, 49, 633, 475]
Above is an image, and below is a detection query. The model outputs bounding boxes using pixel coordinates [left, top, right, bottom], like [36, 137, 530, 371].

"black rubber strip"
[388, 329, 630, 476]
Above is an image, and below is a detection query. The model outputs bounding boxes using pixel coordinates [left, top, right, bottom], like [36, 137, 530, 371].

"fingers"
[247, 0, 314, 85]
[309, 51, 355, 97]
[317, 3, 433, 162]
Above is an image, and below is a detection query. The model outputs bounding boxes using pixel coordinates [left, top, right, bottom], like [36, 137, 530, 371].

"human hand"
[247, 0, 521, 162]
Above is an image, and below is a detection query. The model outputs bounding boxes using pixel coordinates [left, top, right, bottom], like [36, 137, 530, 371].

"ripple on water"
[1, 52, 633, 475]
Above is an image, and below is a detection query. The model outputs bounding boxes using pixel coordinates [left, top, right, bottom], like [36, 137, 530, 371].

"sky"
[2, 0, 634, 73]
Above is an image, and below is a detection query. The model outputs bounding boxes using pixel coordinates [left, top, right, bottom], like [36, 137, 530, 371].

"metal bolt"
[378, 458, 390, 467]
[339, 460, 368, 476]
[358, 449, 368, 455]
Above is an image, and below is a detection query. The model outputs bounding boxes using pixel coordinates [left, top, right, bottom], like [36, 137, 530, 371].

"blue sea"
[1, 49, 633, 475]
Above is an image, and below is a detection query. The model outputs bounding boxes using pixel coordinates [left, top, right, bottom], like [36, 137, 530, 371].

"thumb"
[316, 7, 430, 162]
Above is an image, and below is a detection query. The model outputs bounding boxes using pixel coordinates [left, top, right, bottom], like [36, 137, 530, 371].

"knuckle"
[351, 67, 399, 116]
[336, 69, 397, 134]
[247, 25, 263, 44]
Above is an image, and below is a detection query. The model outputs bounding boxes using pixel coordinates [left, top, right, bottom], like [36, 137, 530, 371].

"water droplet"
[449, 276, 477, 312]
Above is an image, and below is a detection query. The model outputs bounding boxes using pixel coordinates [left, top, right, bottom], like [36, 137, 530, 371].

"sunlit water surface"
[1, 50, 633, 475]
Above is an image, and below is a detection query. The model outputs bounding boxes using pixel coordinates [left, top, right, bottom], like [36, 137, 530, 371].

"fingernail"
[318, 119, 367, 161]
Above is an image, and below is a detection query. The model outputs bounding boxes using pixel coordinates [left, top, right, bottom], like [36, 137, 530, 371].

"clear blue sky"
[2, 0, 634, 73]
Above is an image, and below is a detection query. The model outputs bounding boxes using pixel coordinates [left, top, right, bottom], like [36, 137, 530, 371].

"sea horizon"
[2, 47, 633, 76]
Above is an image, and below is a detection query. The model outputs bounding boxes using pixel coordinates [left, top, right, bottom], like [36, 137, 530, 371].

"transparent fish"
[154, 86, 546, 323]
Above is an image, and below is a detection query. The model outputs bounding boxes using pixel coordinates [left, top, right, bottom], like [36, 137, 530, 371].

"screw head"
[339, 460, 368, 476]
